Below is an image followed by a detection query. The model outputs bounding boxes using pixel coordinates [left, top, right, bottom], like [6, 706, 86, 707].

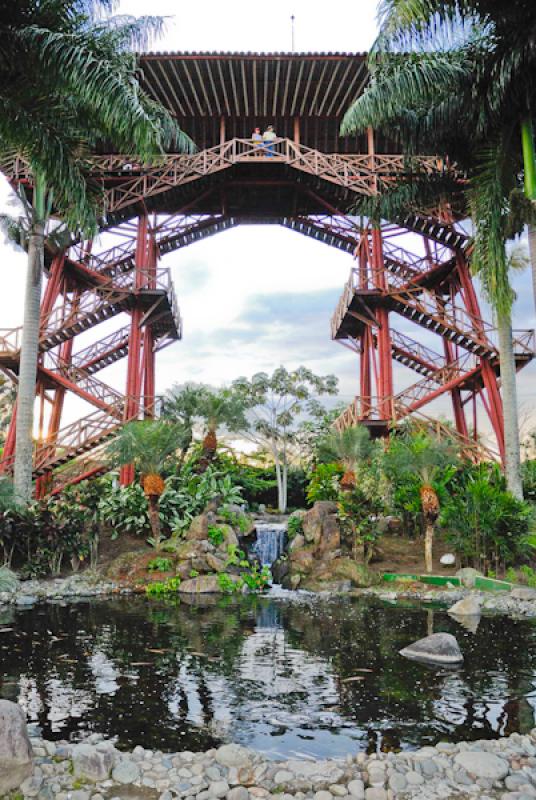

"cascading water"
[252, 523, 287, 567]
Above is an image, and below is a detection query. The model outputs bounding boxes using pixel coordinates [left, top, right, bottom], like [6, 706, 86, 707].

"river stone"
[210, 781, 230, 797]
[400, 633, 463, 665]
[227, 788, 249, 800]
[454, 751, 509, 780]
[456, 567, 483, 589]
[511, 587, 536, 601]
[347, 779, 365, 799]
[0, 699, 33, 795]
[72, 742, 116, 781]
[112, 759, 141, 784]
[215, 744, 251, 768]
[179, 575, 236, 594]
[448, 594, 482, 616]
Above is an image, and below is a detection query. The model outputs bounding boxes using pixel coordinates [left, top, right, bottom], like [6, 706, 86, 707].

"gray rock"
[400, 632, 463, 665]
[511, 587, 536, 601]
[405, 771, 424, 786]
[448, 594, 482, 616]
[215, 744, 251, 768]
[227, 788, 249, 800]
[0, 699, 33, 795]
[347, 779, 365, 799]
[314, 792, 333, 800]
[388, 773, 407, 792]
[15, 594, 38, 606]
[454, 751, 509, 780]
[440, 553, 456, 566]
[112, 759, 141, 784]
[274, 770, 295, 784]
[364, 789, 387, 800]
[210, 781, 231, 798]
[456, 567, 483, 588]
[72, 742, 116, 781]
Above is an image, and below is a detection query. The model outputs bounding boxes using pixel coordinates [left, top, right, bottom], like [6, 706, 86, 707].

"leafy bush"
[147, 557, 173, 573]
[441, 476, 531, 570]
[505, 565, 536, 587]
[208, 525, 225, 547]
[307, 463, 343, 503]
[338, 487, 385, 563]
[146, 576, 181, 595]
[287, 514, 304, 540]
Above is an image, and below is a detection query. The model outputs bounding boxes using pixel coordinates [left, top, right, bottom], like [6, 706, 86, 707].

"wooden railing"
[1, 139, 457, 216]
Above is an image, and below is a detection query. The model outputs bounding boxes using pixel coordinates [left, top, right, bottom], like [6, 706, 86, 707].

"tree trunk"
[424, 520, 434, 573]
[497, 312, 523, 499]
[275, 460, 284, 513]
[528, 224, 536, 313]
[148, 494, 161, 549]
[14, 218, 45, 504]
[281, 461, 288, 514]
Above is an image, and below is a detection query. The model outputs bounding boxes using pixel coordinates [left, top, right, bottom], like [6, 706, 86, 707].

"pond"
[1, 594, 535, 760]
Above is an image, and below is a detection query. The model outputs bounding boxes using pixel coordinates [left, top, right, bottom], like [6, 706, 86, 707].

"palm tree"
[341, 4, 530, 498]
[1, 2, 192, 503]
[198, 389, 249, 464]
[383, 432, 458, 573]
[162, 383, 211, 466]
[319, 425, 377, 490]
[107, 420, 185, 548]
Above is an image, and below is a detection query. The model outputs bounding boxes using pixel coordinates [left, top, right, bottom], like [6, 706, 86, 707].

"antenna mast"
[291, 15, 295, 52]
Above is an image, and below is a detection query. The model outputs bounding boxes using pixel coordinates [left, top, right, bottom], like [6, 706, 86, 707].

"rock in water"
[0, 700, 33, 795]
[448, 594, 482, 616]
[399, 633, 463, 665]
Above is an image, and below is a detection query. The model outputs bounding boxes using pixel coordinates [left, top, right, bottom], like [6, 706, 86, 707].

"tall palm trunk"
[497, 312, 523, 499]
[147, 495, 161, 549]
[14, 184, 46, 503]
[521, 118, 536, 311]
[424, 521, 434, 574]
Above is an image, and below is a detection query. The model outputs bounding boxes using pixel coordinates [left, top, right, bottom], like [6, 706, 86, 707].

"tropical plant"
[318, 426, 377, 490]
[338, 485, 385, 564]
[162, 383, 211, 464]
[341, 0, 532, 499]
[383, 432, 459, 572]
[287, 514, 304, 540]
[107, 421, 186, 548]
[0, 376, 15, 448]
[147, 557, 173, 573]
[232, 367, 338, 512]
[2, 2, 191, 503]
[0, 477, 16, 511]
[197, 388, 249, 464]
[441, 475, 531, 571]
[306, 463, 344, 503]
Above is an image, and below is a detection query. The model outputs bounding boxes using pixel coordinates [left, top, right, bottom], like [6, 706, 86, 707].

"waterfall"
[253, 523, 287, 567]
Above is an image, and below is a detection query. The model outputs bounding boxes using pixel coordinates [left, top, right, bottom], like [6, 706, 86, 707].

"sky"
[0, 0, 535, 449]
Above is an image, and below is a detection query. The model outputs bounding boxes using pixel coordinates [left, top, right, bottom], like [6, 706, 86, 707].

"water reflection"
[0, 595, 535, 759]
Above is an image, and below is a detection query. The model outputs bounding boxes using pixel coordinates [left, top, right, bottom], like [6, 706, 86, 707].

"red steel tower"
[0, 52, 532, 492]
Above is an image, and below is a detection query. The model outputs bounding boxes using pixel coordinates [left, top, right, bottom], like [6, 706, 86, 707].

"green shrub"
[287, 514, 304, 540]
[441, 477, 531, 569]
[147, 557, 173, 573]
[208, 525, 226, 547]
[306, 463, 343, 504]
[217, 572, 242, 594]
[146, 576, 181, 595]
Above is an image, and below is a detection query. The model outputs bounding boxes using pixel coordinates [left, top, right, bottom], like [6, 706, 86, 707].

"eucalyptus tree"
[0, 1, 191, 503]
[341, 2, 533, 498]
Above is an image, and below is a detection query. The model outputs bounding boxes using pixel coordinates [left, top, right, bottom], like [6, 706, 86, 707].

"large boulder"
[206, 553, 228, 573]
[454, 751, 508, 780]
[72, 741, 116, 781]
[511, 586, 536, 601]
[185, 513, 210, 541]
[178, 574, 240, 593]
[302, 501, 337, 546]
[400, 633, 463, 665]
[448, 594, 482, 617]
[289, 546, 315, 572]
[0, 700, 33, 795]
[289, 534, 305, 552]
[316, 514, 341, 557]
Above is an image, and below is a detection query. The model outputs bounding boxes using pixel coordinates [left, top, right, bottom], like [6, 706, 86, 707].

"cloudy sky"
[0, 0, 535, 448]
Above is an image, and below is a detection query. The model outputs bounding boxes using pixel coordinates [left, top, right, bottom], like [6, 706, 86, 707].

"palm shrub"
[198, 389, 249, 464]
[383, 432, 459, 572]
[107, 421, 186, 548]
[441, 476, 531, 572]
[318, 425, 378, 490]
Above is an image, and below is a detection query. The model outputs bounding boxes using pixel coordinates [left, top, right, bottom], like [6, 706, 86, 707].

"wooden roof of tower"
[138, 52, 371, 152]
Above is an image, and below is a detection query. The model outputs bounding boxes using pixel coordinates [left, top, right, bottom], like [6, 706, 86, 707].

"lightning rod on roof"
[291, 15, 295, 52]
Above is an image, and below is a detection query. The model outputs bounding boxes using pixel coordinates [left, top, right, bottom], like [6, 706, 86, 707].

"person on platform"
[263, 124, 277, 156]
[252, 127, 263, 151]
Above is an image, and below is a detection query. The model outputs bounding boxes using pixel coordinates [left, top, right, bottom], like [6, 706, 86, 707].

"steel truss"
[0, 136, 533, 494]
